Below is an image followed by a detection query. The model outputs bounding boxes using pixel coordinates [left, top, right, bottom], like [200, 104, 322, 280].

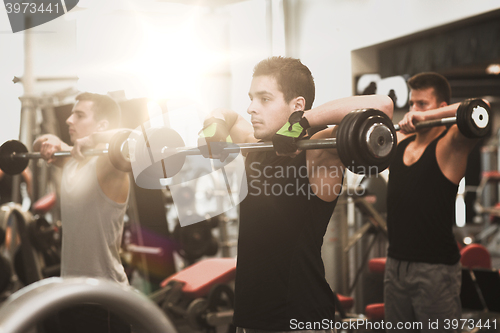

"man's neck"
[414, 126, 446, 146]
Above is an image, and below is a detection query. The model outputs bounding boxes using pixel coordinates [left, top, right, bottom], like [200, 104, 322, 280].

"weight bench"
[152, 257, 355, 331]
[32, 192, 57, 215]
[151, 258, 237, 332]
[364, 257, 386, 321]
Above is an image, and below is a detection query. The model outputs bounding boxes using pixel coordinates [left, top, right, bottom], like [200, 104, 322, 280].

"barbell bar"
[392, 98, 491, 138]
[13, 148, 109, 160]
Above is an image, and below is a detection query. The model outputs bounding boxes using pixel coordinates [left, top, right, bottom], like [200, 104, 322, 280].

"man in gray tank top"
[33, 92, 130, 333]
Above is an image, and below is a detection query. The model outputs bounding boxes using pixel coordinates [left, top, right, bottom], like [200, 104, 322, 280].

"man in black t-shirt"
[386, 72, 485, 332]
[199, 56, 394, 332]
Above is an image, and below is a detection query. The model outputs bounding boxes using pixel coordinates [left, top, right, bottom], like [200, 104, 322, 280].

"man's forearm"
[33, 134, 67, 152]
[420, 103, 460, 122]
[206, 108, 255, 144]
[303, 95, 394, 127]
[207, 108, 240, 129]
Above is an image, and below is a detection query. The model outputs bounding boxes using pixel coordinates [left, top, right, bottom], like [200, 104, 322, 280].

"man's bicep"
[436, 126, 479, 184]
[307, 149, 344, 202]
[445, 125, 480, 154]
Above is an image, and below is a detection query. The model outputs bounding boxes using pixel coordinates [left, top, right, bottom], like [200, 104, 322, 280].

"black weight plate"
[456, 98, 491, 138]
[28, 217, 53, 252]
[0, 226, 5, 247]
[0, 255, 12, 293]
[173, 219, 212, 260]
[205, 237, 219, 257]
[13, 247, 27, 286]
[336, 111, 359, 172]
[108, 129, 133, 172]
[0, 140, 29, 175]
[186, 298, 209, 330]
[347, 110, 373, 174]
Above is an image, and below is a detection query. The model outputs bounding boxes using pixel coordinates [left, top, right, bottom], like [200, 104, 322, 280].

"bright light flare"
[75, 8, 229, 102]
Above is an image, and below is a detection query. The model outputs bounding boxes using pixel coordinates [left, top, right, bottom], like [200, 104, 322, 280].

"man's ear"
[439, 101, 448, 109]
[293, 97, 306, 112]
[96, 119, 109, 132]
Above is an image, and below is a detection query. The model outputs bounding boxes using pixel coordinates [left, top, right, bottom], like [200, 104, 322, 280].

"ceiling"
[156, 0, 248, 6]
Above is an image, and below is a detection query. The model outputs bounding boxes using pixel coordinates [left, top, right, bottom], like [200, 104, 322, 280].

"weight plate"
[456, 98, 492, 138]
[0, 255, 12, 294]
[338, 109, 396, 174]
[0, 226, 5, 247]
[13, 247, 27, 286]
[0, 140, 29, 175]
[357, 109, 397, 173]
[186, 298, 209, 330]
[336, 111, 359, 173]
[347, 110, 373, 174]
[173, 219, 213, 260]
[27, 217, 53, 252]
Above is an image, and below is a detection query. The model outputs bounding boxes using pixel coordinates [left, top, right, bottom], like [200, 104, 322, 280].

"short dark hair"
[407, 72, 451, 105]
[253, 56, 315, 110]
[75, 92, 121, 129]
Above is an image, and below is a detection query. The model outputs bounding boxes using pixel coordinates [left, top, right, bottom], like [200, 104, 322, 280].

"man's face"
[66, 100, 99, 143]
[247, 75, 295, 140]
[409, 87, 445, 112]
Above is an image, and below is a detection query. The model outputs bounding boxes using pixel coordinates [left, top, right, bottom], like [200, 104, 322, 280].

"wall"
[294, 0, 500, 105]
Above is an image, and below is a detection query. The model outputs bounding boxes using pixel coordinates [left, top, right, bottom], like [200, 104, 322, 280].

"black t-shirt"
[387, 131, 460, 265]
[233, 149, 338, 330]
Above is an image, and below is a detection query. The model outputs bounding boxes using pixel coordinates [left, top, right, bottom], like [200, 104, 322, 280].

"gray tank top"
[61, 156, 129, 285]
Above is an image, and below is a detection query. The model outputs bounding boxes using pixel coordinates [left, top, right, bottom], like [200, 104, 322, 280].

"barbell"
[393, 98, 491, 138]
[0, 97, 491, 178]
[130, 108, 397, 184]
[0, 130, 133, 175]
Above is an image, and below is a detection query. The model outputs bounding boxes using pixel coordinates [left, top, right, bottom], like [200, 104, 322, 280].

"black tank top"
[233, 149, 338, 330]
[387, 130, 460, 265]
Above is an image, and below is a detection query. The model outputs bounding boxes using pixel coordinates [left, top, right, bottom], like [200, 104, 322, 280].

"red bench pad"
[160, 258, 237, 298]
[460, 244, 491, 269]
[337, 294, 354, 310]
[368, 257, 387, 274]
[33, 192, 57, 215]
[365, 303, 384, 321]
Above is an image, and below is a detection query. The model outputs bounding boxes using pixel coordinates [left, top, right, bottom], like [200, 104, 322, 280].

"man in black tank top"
[199, 56, 394, 332]
[385, 73, 485, 332]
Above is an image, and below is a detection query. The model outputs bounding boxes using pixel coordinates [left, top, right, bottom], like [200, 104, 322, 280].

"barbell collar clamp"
[365, 123, 394, 158]
[471, 105, 489, 129]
